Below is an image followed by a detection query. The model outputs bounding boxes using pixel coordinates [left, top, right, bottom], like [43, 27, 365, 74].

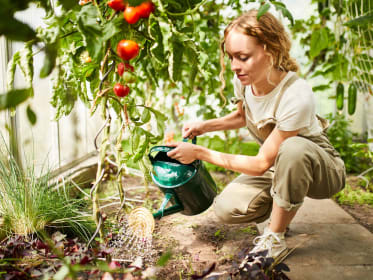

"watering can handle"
[183, 137, 197, 144]
[148, 137, 197, 162]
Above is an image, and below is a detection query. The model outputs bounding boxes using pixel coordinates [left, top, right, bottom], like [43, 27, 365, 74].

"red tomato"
[123, 6, 140, 24]
[113, 83, 130, 97]
[124, 63, 134, 72]
[137, 1, 155, 18]
[117, 62, 134, 76]
[116, 40, 139, 61]
[117, 62, 125, 76]
[107, 0, 126, 11]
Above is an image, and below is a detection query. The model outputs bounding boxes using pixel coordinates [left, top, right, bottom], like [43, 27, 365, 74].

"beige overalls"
[214, 75, 346, 224]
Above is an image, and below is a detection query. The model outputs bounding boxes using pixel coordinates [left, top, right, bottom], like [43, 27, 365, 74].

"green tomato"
[122, 72, 137, 84]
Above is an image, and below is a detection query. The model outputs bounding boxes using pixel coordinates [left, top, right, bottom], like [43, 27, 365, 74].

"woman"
[166, 9, 345, 260]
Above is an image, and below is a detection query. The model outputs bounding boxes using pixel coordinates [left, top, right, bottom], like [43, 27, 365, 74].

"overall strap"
[270, 74, 329, 132]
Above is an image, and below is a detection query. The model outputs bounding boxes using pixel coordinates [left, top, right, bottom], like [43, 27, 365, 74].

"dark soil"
[339, 203, 373, 233]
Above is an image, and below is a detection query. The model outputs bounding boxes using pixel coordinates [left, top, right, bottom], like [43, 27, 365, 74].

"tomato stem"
[123, 103, 130, 126]
[90, 87, 111, 114]
[101, 43, 111, 72]
[99, 63, 114, 92]
[108, 10, 118, 21]
[108, 95, 124, 108]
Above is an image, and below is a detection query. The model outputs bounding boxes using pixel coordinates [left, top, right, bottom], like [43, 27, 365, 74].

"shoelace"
[252, 232, 282, 249]
[240, 233, 283, 269]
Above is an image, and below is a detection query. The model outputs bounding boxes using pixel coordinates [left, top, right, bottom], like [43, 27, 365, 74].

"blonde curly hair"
[219, 9, 299, 100]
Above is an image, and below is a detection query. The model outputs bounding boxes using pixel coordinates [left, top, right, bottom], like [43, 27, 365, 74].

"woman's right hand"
[182, 121, 206, 139]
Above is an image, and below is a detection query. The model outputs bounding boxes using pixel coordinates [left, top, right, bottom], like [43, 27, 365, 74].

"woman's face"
[225, 28, 271, 86]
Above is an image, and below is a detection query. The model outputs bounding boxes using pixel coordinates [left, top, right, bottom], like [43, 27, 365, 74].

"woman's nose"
[230, 58, 240, 72]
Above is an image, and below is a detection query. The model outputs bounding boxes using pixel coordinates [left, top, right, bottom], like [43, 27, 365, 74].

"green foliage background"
[0, 0, 371, 175]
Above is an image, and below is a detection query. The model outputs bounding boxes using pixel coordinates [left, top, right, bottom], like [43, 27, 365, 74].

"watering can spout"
[153, 192, 184, 219]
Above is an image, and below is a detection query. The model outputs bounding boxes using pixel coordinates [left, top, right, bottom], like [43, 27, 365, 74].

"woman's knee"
[277, 136, 313, 165]
[213, 192, 272, 224]
[213, 196, 236, 223]
[212, 174, 273, 224]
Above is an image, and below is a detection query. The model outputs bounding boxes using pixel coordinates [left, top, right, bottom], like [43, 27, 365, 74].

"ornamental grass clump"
[0, 146, 94, 240]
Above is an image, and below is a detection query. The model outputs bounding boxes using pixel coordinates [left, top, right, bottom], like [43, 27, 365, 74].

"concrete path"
[258, 198, 373, 280]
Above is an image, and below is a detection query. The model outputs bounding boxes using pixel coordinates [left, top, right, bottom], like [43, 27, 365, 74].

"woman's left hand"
[166, 142, 197, 164]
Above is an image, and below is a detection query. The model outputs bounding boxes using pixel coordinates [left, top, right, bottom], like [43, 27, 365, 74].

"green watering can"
[148, 137, 217, 219]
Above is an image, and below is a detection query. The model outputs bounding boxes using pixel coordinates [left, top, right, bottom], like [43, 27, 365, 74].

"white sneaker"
[249, 227, 288, 259]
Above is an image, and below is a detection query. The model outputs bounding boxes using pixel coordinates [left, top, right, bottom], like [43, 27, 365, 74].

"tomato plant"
[116, 40, 140, 60]
[0, 0, 297, 236]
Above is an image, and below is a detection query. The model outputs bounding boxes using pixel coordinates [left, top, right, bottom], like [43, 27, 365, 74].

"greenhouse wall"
[0, 5, 103, 173]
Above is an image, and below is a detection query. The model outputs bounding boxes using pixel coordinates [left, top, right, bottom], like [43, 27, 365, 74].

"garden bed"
[1, 170, 371, 280]
[334, 175, 373, 234]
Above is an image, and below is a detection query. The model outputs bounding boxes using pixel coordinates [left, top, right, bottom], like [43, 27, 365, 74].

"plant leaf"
[133, 135, 149, 162]
[131, 127, 141, 153]
[168, 38, 184, 82]
[0, 88, 32, 110]
[257, 3, 270, 20]
[19, 42, 34, 92]
[101, 20, 122, 42]
[147, 107, 167, 140]
[141, 107, 151, 123]
[26, 105, 37, 125]
[7, 52, 21, 90]
[148, 20, 165, 63]
[58, 0, 77, 10]
[40, 43, 58, 78]
[309, 28, 329, 59]
[312, 84, 330, 92]
[156, 250, 172, 267]
[0, 16, 36, 42]
[76, 5, 104, 60]
[344, 13, 373, 28]
[273, 4, 294, 25]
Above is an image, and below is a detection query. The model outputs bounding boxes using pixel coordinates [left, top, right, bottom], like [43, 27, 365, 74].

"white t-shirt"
[233, 71, 323, 137]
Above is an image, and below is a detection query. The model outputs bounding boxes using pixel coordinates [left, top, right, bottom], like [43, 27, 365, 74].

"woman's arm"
[167, 128, 299, 176]
[183, 102, 246, 138]
[202, 101, 246, 132]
